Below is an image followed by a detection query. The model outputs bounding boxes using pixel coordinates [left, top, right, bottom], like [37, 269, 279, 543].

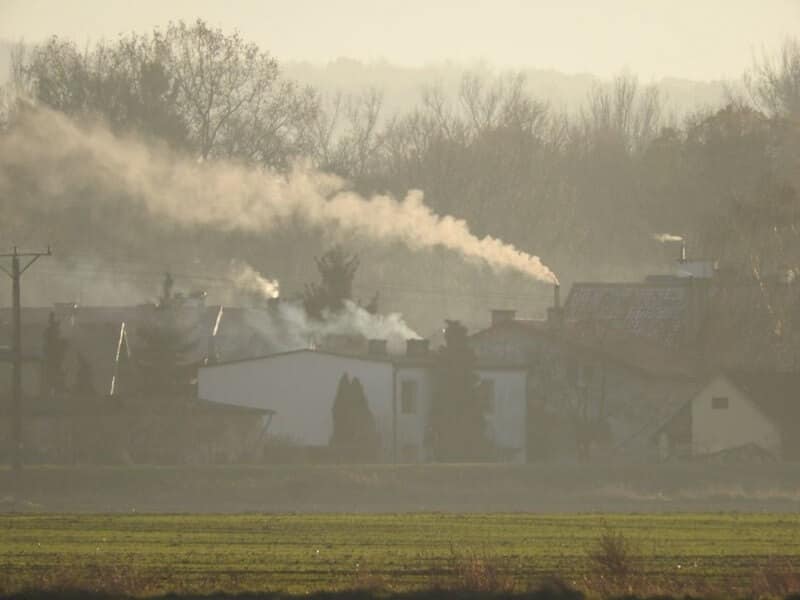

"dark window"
[711, 396, 729, 410]
[401, 380, 417, 414]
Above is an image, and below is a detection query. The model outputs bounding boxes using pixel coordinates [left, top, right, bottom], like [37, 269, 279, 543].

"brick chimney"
[546, 284, 564, 328]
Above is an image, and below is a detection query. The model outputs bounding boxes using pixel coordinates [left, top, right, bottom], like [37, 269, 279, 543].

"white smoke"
[0, 107, 558, 285]
[222, 260, 418, 355]
[653, 233, 683, 243]
[244, 300, 419, 356]
[227, 260, 280, 299]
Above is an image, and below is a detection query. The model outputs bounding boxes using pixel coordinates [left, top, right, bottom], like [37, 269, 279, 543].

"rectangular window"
[401, 380, 417, 414]
[480, 379, 495, 413]
[711, 396, 729, 410]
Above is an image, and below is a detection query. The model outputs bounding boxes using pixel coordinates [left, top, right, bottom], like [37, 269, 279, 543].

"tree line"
[2, 20, 800, 315]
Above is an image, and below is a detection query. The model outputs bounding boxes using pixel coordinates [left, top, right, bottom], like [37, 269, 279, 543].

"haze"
[1, 0, 798, 80]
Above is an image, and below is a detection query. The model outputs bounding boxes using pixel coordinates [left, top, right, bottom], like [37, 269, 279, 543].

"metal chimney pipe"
[554, 284, 561, 310]
[680, 240, 687, 264]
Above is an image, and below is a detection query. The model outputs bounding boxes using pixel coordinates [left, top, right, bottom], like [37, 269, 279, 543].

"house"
[658, 372, 800, 461]
[197, 340, 529, 464]
[467, 241, 800, 463]
[470, 303, 698, 462]
[0, 303, 273, 464]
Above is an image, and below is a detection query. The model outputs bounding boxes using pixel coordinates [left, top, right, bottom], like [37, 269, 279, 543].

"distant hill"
[0, 39, 730, 118]
[283, 57, 730, 119]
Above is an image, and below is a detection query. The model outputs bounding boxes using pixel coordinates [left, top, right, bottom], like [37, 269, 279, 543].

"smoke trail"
[227, 260, 280, 299]
[243, 300, 420, 355]
[0, 107, 558, 284]
[653, 233, 683, 242]
[222, 260, 418, 354]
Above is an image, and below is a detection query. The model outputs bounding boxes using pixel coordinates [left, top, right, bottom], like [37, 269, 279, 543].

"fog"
[2, 5, 800, 526]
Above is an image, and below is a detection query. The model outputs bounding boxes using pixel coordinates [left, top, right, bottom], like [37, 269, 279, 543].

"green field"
[2, 513, 799, 596]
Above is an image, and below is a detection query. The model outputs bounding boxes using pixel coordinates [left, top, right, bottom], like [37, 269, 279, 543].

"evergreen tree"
[303, 246, 360, 319]
[136, 273, 197, 395]
[330, 373, 379, 460]
[429, 320, 491, 461]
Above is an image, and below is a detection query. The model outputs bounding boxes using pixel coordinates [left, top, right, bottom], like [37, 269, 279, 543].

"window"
[480, 379, 495, 413]
[401, 380, 417, 414]
[711, 396, 729, 410]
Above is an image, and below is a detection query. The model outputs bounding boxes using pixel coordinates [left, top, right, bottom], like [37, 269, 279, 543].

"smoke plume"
[244, 300, 420, 355]
[0, 107, 558, 285]
[653, 233, 683, 243]
[227, 260, 280, 299]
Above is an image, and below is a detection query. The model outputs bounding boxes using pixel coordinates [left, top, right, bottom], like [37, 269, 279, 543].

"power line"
[14, 262, 548, 303]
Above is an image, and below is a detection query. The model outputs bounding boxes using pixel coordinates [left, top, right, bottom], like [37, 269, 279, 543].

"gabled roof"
[563, 279, 692, 348]
[470, 317, 696, 378]
[200, 346, 528, 372]
[200, 347, 397, 369]
[723, 371, 800, 430]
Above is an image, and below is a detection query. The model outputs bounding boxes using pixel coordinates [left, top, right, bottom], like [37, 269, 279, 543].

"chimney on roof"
[367, 338, 388, 356]
[490, 309, 516, 327]
[546, 284, 564, 329]
[679, 240, 687, 264]
[406, 339, 430, 357]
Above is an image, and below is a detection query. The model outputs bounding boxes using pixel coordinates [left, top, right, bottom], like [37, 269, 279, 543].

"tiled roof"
[563, 280, 691, 347]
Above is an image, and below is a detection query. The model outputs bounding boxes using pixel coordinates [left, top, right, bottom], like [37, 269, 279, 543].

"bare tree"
[746, 37, 800, 119]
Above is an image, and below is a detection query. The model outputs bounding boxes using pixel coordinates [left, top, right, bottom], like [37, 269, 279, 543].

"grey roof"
[563, 280, 691, 348]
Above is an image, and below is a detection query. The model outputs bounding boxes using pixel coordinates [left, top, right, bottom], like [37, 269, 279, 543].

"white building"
[197, 342, 529, 463]
[687, 373, 799, 459]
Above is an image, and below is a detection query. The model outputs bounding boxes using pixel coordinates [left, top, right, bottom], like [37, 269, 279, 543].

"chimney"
[367, 339, 388, 356]
[546, 284, 564, 328]
[490, 309, 516, 327]
[406, 338, 430, 357]
[679, 240, 687, 264]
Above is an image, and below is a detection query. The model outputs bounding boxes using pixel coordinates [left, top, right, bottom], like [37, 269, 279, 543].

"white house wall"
[691, 376, 781, 456]
[394, 366, 432, 463]
[198, 352, 395, 454]
[477, 368, 527, 463]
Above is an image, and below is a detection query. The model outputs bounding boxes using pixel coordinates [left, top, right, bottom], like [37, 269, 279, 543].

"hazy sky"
[0, 0, 798, 80]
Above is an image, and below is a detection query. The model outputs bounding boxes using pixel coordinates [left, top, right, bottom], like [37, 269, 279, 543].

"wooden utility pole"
[0, 246, 51, 486]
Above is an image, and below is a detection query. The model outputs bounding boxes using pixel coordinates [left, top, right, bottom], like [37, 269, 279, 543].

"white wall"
[394, 366, 432, 463]
[692, 376, 781, 456]
[198, 351, 530, 464]
[478, 368, 528, 463]
[198, 351, 395, 455]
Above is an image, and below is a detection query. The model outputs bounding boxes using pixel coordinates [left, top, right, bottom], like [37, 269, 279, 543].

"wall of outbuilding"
[198, 352, 396, 456]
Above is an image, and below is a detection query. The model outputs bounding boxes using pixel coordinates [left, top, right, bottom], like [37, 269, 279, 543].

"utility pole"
[0, 246, 51, 487]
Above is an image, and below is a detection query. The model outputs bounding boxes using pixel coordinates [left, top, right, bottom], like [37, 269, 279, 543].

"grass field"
[2, 513, 800, 596]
